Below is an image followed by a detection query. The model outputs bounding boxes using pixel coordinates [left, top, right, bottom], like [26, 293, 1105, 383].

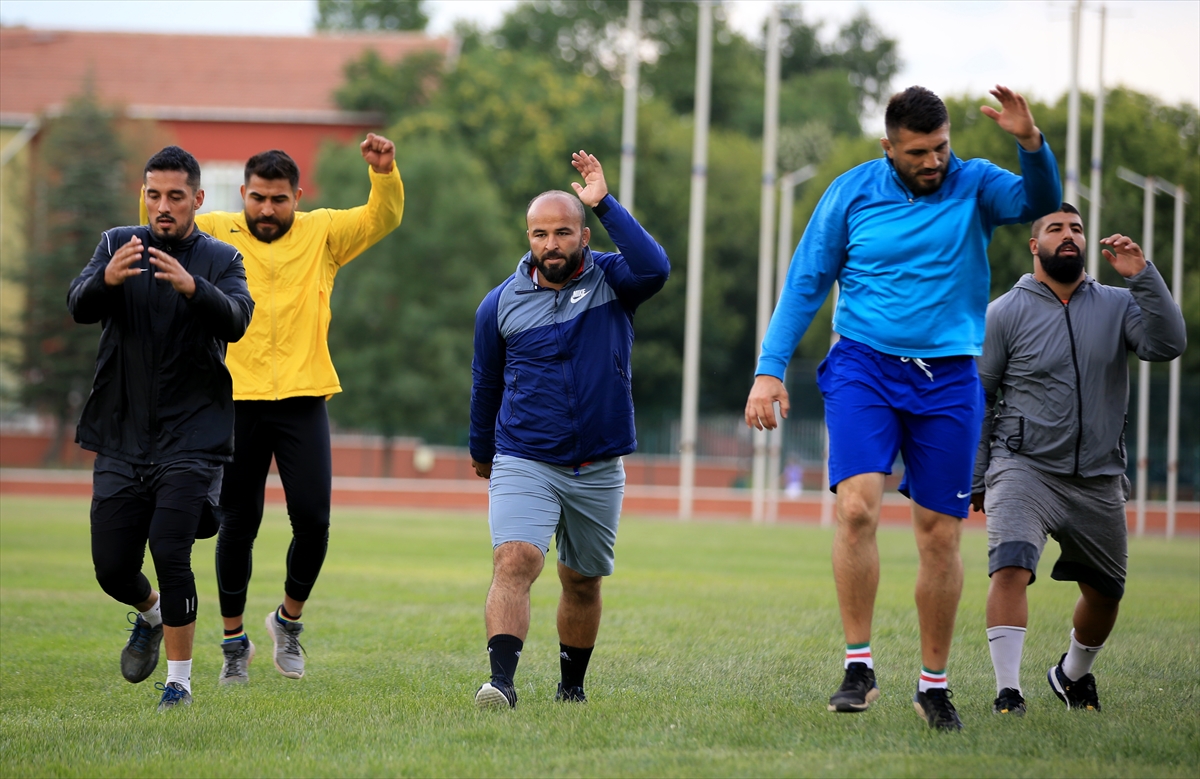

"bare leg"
[557, 562, 602, 647]
[912, 503, 963, 672]
[163, 623, 195, 662]
[986, 567, 1033, 628]
[485, 541, 545, 641]
[832, 473, 885, 645]
[1073, 582, 1120, 647]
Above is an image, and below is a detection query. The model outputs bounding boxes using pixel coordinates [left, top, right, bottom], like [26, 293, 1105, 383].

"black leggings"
[216, 396, 332, 618]
[91, 456, 221, 627]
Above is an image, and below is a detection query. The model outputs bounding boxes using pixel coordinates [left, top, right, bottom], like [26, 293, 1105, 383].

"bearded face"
[1038, 239, 1085, 284]
[533, 242, 585, 284]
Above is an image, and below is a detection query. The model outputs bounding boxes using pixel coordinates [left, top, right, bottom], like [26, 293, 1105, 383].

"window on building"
[198, 162, 244, 214]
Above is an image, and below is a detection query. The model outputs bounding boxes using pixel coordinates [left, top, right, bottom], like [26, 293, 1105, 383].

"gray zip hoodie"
[973, 262, 1186, 491]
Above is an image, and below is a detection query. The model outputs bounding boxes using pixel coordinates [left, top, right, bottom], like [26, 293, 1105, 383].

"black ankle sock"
[223, 625, 244, 639]
[278, 605, 301, 621]
[559, 643, 594, 689]
[488, 634, 523, 685]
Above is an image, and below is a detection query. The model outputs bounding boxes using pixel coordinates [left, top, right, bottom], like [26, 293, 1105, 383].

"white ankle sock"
[166, 659, 192, 693]
[140, 599, 162, 628]
[1062, 629, 1103, 681]
[987, 625, 1026, 693]
[845, 642, 873, 669]
[917, 667, 947, 693]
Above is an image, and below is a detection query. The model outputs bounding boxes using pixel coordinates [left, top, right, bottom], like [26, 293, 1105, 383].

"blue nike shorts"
[816, 337, 984, 519]
[488, 454, 625, 577]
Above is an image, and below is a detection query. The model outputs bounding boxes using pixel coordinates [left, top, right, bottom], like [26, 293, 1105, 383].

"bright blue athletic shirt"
[756, 138, 1061, 377]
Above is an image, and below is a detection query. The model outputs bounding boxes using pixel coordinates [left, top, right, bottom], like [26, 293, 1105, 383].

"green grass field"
[0, 495, 1196, 778]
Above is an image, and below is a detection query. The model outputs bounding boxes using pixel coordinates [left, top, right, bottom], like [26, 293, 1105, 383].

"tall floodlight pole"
[1165, 184, 1187, 538]
[1065, 0, 1083, 205]
[1086, 4, 1106, 279]
[1117, 167, 1155, 536]
[765, 164, 816, 524]
[751, 4, 781, 524]
[678, 0, 713, 521]
[619, 0, 643, 210]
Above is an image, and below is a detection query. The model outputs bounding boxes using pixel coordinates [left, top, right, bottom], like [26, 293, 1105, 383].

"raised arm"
[325, 133, 405, 266]
[978, 85, 1062, 226]
[1105, 234, 1188, 361]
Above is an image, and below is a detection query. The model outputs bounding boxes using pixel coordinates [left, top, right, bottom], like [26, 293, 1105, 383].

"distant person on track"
[190, 135, 403, 684]
[70, 146, 253, 711]
[469, 151, 669, 709]
[973, 204, 1185, 716]
[744, 85, 1062, 730]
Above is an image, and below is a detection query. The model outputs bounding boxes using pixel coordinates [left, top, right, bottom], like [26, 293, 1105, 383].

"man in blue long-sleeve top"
[469, 151, 669, 709]
[744, 86, 1062, 730]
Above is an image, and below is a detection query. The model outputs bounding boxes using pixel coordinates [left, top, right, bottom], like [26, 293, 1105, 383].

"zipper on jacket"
[269, 242, 280, 398]
[147, 240, 161, 464]
[1061, 301, 1085, 476]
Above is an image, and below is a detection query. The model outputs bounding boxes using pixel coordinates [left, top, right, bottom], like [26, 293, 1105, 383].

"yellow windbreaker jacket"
[191, 165, 403, 400]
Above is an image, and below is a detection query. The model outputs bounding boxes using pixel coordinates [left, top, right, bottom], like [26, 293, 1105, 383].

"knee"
[94, 561, 136, 600]
[1080, 583, 1121, 613]
[561, 569, 602, 603]
[837, 494, 877, 535]
[493, 542, 544, 586]
[990, 566, 1032, 590]
[915, 515, 961, 557]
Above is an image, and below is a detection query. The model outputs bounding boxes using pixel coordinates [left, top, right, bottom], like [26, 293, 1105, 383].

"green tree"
[7, 88, 133, 461]
[315, 135, 512, 458]
[334, 48, 445, 125]
[316, 0, 429, 31]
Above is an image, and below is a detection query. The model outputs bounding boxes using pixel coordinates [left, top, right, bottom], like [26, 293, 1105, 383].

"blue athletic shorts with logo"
[816, 337, 984, 519]
[488, 454, 625, 577]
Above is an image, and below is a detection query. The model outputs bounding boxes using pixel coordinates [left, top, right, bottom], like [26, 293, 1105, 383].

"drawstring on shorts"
[901, 356, 934, 381]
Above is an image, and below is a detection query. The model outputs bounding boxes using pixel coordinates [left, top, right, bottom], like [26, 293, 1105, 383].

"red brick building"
[0, 27, 453, 201]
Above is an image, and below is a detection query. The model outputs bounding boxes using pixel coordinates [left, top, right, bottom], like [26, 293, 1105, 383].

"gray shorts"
[984, 456, 1129, 599]
[488, 454, 625, 578]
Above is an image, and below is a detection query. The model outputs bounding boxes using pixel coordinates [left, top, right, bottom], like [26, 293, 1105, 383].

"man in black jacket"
[68, 146, 254, 712]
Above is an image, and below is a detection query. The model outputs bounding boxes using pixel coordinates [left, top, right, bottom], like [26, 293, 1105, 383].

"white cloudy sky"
[2, 0, 1197, 134]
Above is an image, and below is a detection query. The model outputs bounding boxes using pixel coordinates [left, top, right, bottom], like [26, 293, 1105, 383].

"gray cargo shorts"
[487, 454, 625, 578]
[984, 455, 1129, 599]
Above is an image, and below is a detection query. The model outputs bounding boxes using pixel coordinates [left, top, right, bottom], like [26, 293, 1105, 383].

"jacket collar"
[1016, 272, 1095, 300]
[144, 223, 203, 255]
[515, 245, 595, 290]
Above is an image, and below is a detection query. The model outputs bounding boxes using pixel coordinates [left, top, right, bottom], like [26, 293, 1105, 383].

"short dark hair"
[144, 146, 201, 191]
[885, 86, 949, 138]
[245, 150, 300, 190]
[526, 190, 586, 230]
[1031, 202, 1083, 237]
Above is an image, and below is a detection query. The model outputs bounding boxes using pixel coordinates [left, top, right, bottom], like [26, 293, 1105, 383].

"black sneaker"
[155, 681, 192, 712]
[555, 683, 587, 703]
[828, 662, 880, 712]
[993, 687, 1026, 716]
[475, 679, 517, 710]
[121, 612, 163, 684]
[913, 687, 964, 730]
[1047, 654, 1101, 711]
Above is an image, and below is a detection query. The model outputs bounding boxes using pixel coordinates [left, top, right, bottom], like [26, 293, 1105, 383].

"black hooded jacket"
[68, 224, 254, 464]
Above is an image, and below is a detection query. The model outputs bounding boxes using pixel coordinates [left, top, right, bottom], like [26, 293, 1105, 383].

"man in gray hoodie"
[971, 203, 1186, 717]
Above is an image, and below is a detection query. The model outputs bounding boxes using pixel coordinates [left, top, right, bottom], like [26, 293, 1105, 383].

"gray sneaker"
[218, 639, 256, 685]
[264, 611, 305, 679]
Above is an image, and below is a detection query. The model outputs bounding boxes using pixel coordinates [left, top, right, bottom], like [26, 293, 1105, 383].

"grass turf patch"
[1, 495, 1197, 777]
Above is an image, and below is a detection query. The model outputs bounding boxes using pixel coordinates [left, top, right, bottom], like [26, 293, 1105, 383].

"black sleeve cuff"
[591, 194, 614, 219]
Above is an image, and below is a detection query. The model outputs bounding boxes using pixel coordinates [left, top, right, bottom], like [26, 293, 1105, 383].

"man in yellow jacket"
[197, 134, 403, 684]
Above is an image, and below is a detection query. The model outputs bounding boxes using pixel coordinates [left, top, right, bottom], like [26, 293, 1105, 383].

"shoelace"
[155, 682, 187, 702]
[126, 613, 154, 652]
[924, 688, 958, 723]
[844, 665, 873, 689]
[1074, 675, 1099, 705]
[278, 623, 306, 658]
[221, 645, 250, 677]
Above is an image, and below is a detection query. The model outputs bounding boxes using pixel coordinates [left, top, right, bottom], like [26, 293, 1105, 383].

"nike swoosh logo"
[570, 288, 590, 303]
[988, 636, 1003, 642]
[230, 228, 240, 233]
[957, 491, 970, 499]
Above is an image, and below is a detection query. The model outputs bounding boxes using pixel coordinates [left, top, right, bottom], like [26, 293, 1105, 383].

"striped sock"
[223, 625, 246, 645]
[918, 666, 948, 693]
[276, 605, 301, 624]
[845, 642, 873, 669]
